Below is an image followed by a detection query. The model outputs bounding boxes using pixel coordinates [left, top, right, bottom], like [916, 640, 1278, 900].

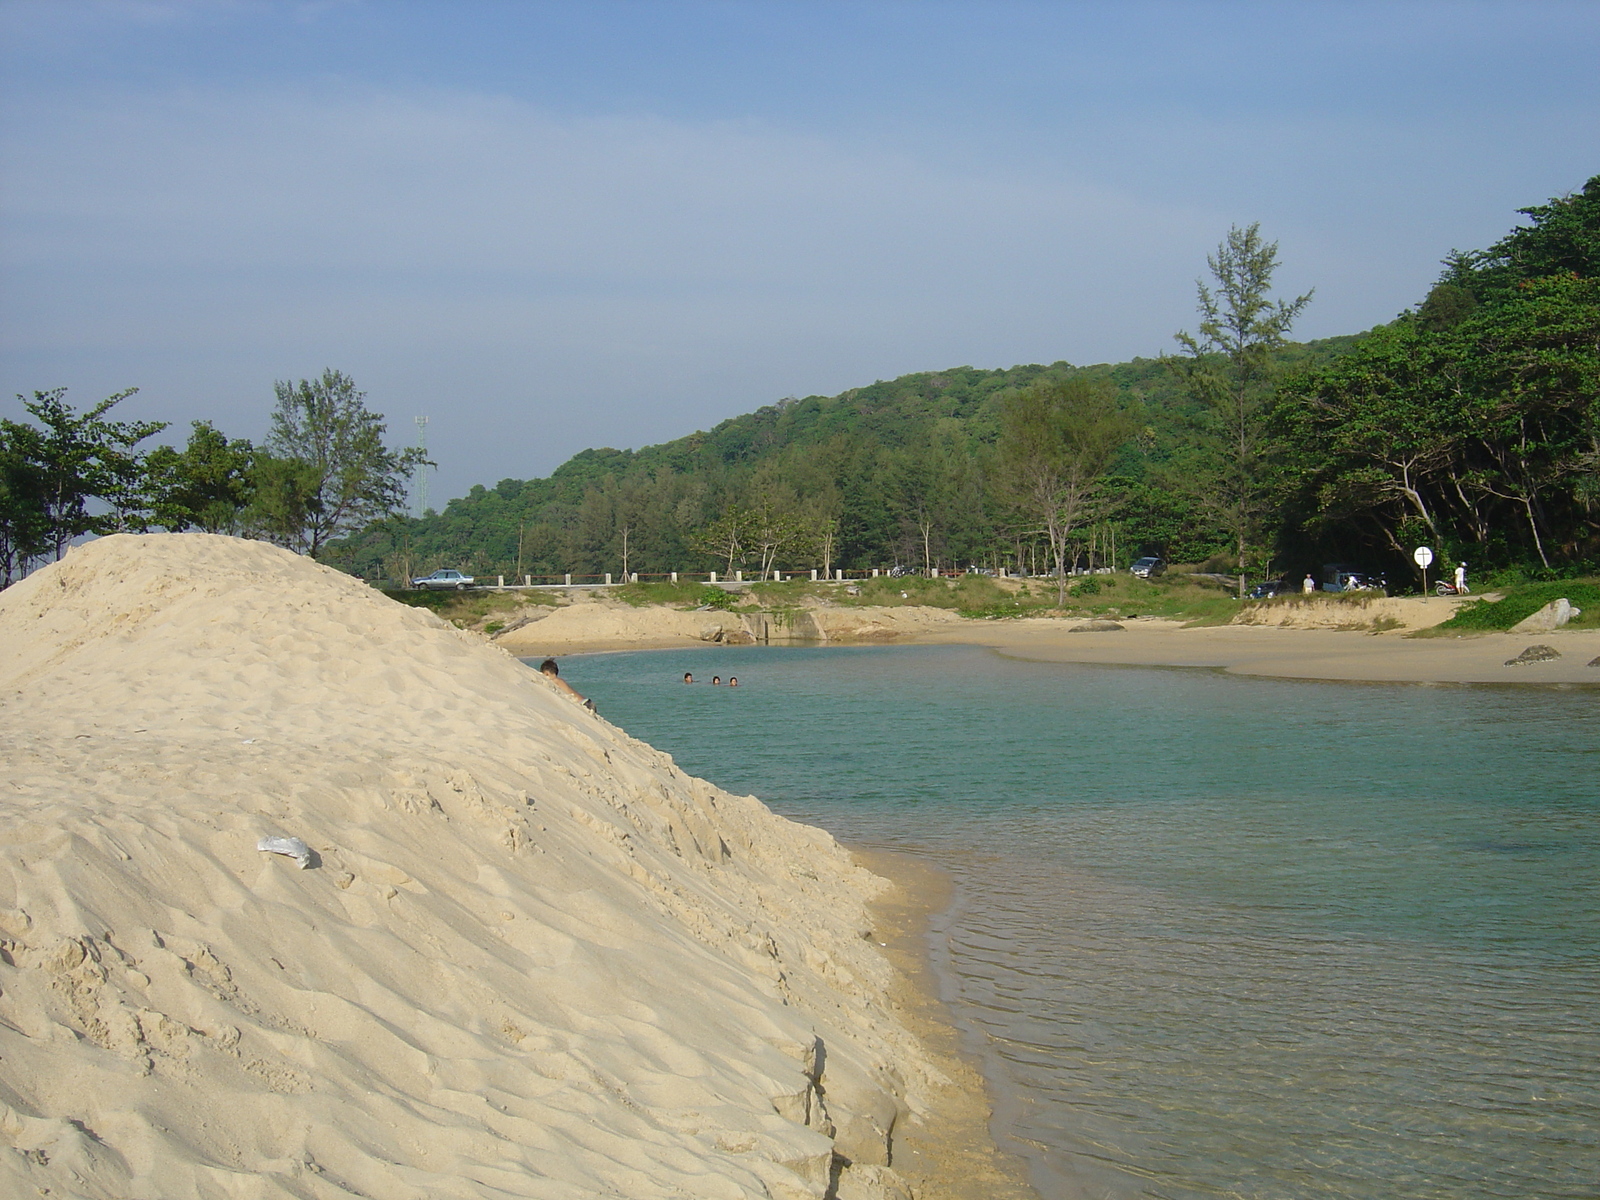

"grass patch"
[831, 571, 1247, 624]
[613, 580, 741, 610]
[744, 578, 833, 606]
[1063, 572, 1240, 625]
[1430, 579, 1600, 632]
[594, 570, 1259, 625]
[381, 587, 556, 628]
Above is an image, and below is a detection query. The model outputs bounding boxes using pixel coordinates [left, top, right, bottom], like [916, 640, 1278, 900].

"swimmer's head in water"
[539, 658, 559, 676]
[712, 676, 722, 685]
[683, 672, 693, 683]
[728, 677, 738, 687]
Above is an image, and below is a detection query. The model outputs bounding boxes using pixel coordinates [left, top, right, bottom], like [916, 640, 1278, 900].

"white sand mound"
[0, 534, 943, 1200]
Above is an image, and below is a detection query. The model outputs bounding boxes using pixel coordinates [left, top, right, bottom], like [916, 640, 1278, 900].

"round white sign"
[1413, 546, 1435, 569]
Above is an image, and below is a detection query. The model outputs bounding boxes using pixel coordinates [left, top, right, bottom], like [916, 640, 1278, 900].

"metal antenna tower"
[413, 416, 429, 517]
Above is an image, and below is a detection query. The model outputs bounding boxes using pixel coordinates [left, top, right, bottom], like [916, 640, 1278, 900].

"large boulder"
[1509, 598, 1581, 633]
[1505, 644, 1562, 665]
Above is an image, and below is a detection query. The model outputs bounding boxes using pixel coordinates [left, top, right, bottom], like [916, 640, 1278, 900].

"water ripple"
[571, 645, 1600, 1199]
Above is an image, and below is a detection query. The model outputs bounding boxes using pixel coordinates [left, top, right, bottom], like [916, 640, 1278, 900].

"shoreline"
[847, 847, 1040, 1200]
[916, 617, 1600, 687]
[504, 605, 1600, 687]
[0, 534, 981, 1199]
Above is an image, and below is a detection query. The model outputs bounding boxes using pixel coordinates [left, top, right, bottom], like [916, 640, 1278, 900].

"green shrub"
[612, 580, 737, 608]
[1436, 580, 1600, 631]
[697, 585, 740, 610]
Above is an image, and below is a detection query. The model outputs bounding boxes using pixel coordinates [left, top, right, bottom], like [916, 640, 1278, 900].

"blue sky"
[2, 1, 1596, 504]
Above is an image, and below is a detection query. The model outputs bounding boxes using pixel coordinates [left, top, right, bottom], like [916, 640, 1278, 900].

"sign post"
[1414, 545, 1434, 596]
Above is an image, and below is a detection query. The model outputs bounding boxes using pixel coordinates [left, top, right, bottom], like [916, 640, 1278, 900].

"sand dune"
[0, 535, 982, 1200]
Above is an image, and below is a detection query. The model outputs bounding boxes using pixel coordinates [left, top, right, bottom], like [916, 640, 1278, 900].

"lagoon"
[569, 644, 1599, 1199]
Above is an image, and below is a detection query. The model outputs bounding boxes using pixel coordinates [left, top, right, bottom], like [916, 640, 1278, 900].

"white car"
[410, 569, 475, 590]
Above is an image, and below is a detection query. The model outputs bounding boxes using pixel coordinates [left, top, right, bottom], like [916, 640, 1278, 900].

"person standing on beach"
[1455, 562, 1469, 593]
[1302, 574, 1316, 594]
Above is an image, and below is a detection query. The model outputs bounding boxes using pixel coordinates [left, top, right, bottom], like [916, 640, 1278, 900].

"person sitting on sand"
[683, 672, 694, 684]
[541, 658, 596, 712]
[711, 676, 722, 685]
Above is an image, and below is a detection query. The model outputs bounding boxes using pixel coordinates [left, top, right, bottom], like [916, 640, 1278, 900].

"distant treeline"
[7, 177, 1595, 594]
[333, 342, 1359, 586]
[0, 370, 423, 586]
[330, 177, 1600, 591]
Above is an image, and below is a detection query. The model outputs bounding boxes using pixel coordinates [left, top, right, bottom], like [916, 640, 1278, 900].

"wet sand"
[915, 617, 1600, 686]
[849, 848, 1040, 1200]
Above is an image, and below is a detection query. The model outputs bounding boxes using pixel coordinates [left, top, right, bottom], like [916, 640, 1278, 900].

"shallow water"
[564, 645, 1600, 1199]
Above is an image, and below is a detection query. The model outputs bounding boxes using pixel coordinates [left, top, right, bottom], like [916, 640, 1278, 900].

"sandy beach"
[500, 594, 1600, 687]
[920, 616, 1600, 686]
[0, 534, 1019, 1200]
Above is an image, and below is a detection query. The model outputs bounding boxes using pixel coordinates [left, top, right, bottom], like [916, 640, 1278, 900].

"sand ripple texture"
[0, 533, 940, 1200]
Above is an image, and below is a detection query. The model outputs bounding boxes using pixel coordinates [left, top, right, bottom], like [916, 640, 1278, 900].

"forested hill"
[329, 335, 1366, 583]
[330, 174, 1600, 589]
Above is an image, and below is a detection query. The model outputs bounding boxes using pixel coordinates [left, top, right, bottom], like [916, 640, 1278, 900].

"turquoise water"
[560, 645, 1600, 1199]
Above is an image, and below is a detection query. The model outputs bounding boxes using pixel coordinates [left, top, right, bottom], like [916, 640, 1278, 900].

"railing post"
[670, 571, 678, 583]
[630, 572, 638, 583]
[710, 571, 717, 582]
[735, 570, 743, 582]
[835, 568, 843, 580]
[524, 575, 531, 586]
[564, 573, 571, 586]
[605, 573, 612, 585]
[872, 568, 880, 578]
[811, 569, 818, 581]
[497, 575, 504, 588]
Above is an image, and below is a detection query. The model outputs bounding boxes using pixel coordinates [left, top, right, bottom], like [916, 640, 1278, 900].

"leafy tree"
[6, 387, 167, 560]
[1487, 174, 1600, 284]
[1275, 320, 1464, 559]
[260, 370, 427, 555]
[0, 423, 49, 585]
[1170, 224, 1312, 594]
[245, 451, 323, 550]
[693, 506, 750, 575]
[146, 420, 257, 533]
[997, 377, 1133, 604]
[744, 494, 807, 581]
[806, 510, 841, 578]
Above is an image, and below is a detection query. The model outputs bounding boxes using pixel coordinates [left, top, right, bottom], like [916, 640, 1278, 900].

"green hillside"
[329, 337, 1366, 584]
[326, 174, 1599, 591]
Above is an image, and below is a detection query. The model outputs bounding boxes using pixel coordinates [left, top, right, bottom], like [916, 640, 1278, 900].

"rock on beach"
[1505, 643, 1562, 665]
[1509, 598, 1582, 633]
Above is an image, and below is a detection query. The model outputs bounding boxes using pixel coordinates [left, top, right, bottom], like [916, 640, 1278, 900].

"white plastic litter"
[256, 835, 313, 869]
